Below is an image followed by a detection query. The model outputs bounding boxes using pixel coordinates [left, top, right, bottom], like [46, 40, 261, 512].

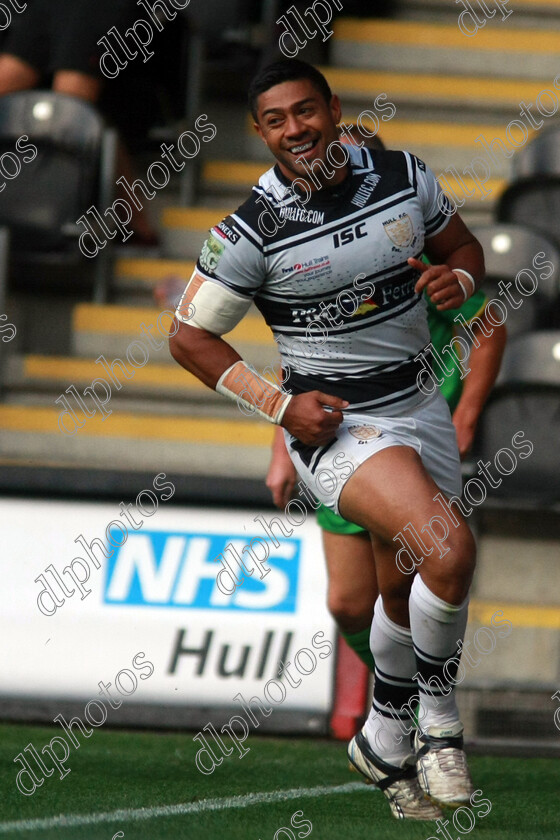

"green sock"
[341, 627, 375, 672]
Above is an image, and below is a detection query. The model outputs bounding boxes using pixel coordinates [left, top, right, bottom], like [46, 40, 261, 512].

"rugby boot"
[348, 727, 444, 820]
[414, 721, 475, 808]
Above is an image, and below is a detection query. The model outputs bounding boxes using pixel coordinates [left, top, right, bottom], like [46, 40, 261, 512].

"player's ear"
[330, 94, 342, 125]
[253, 121, 267, 144]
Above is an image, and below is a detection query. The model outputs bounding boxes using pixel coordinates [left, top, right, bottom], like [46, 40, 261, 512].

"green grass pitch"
[1, 722, 558, 840]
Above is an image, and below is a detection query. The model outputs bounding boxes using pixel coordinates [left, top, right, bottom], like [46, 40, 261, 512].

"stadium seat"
[471, 223, 560, 334]
[472, 331, 560, 506]
[495, 177, 560, 255]
[0, 91, 117, 302]
[511, 123, 560, 180]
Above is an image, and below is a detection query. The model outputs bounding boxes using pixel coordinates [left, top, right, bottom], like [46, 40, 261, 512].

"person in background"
[0, 0, 157, 245]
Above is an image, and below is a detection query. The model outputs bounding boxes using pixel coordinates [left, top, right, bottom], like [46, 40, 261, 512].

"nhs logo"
[103, 531, 300, 612]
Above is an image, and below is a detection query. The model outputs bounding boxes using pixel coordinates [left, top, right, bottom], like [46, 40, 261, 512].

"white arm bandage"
[453, 269, 477, 301]
[216, 361, 293, 425]
[175, 272, 252, 335]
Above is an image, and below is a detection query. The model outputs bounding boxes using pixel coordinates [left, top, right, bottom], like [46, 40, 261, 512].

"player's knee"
[422, 515, 476, 574]
[424, 525, 476, 602]
[448, 523, 476, 576]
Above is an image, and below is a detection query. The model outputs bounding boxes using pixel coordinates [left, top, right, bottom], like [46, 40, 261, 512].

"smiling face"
[253, 78, 345, 189]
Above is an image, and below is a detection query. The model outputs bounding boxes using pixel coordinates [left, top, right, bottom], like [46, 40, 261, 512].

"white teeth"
[291, 141, 313, 153]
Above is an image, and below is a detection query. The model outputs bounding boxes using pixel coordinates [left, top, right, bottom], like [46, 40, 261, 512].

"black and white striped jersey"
[196, 144, 452, 414]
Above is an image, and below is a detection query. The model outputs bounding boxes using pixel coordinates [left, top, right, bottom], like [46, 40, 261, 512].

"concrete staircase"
[1, 290, 279, 478]
[4, 5, 560, 478]
[4, 7, 560, 485]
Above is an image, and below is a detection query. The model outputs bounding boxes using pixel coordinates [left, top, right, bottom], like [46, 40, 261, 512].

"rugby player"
[170, 59, 486, 819]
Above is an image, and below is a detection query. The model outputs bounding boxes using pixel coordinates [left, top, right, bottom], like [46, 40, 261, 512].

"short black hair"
[248, 59, 333, 121]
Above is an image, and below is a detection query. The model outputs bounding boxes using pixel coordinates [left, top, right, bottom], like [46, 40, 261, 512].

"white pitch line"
[0, 781, 371, 833]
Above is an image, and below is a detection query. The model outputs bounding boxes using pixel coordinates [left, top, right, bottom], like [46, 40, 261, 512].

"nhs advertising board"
[0, 498, 335, 712]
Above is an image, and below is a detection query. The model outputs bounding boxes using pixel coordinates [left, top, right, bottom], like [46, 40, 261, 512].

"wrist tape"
[216, 361, 292, 424]
[453, 269, 476, 301]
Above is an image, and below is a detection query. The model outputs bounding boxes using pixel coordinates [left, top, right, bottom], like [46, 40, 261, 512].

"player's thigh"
[339, 444, 446, 540]
[339, 445, 476, 588]
[323, 529, 377, 630]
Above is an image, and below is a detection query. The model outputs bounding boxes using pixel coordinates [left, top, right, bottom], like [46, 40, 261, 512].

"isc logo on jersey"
[333, 222, 368, 249]
[103, 531, 300, 612]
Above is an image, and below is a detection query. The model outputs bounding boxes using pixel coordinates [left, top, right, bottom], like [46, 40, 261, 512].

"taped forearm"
[216, 361, 292, 424]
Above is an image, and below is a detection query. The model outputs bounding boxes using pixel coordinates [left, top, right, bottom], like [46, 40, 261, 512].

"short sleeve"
[197, 214, 265, 301]
[409, 154, 453, 239]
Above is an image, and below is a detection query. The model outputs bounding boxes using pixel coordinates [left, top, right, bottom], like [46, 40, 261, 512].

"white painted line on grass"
[0, 781, 371, 833]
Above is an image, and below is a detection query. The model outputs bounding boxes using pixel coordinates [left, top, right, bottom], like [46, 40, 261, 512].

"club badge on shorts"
[348, 424, 382, 444]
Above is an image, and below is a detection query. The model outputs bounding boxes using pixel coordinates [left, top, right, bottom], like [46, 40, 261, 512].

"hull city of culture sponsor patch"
[199, 233, 224, 274]
[348, 424, 382, 443]
[383, 213, 414, 248]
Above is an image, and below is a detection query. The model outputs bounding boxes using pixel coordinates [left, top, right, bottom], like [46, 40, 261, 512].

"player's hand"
[281, 391, 348, 446]
[408, 257, 466, 311]
[452, 404, 478, 459]
[266, 451, 297, 508]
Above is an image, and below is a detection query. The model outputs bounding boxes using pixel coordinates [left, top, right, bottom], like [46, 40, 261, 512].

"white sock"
[409, 574, 469, 733]
[363, 597, 417, 765]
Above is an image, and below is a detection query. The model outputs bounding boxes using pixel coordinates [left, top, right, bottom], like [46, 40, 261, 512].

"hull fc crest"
[383, 213, 414, 248]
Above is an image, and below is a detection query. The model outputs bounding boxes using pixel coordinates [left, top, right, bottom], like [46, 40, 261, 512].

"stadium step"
[341, 116, 515, 181]
[3, 355, 219, 403]
[318, 67, 555, 120]
[331, 19, 560, 79]
[462, 508, 560, 688]
[160, 206, 232, 260]
[70, 303, 279, 369]
[399, 0, 560, 25]
[114, 257, 195, 295]
[0, 404, 273, 477]
[5, 352, 288, 408]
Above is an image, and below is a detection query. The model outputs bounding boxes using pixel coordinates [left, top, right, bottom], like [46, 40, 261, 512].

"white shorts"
[285, 390, 462, 515]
